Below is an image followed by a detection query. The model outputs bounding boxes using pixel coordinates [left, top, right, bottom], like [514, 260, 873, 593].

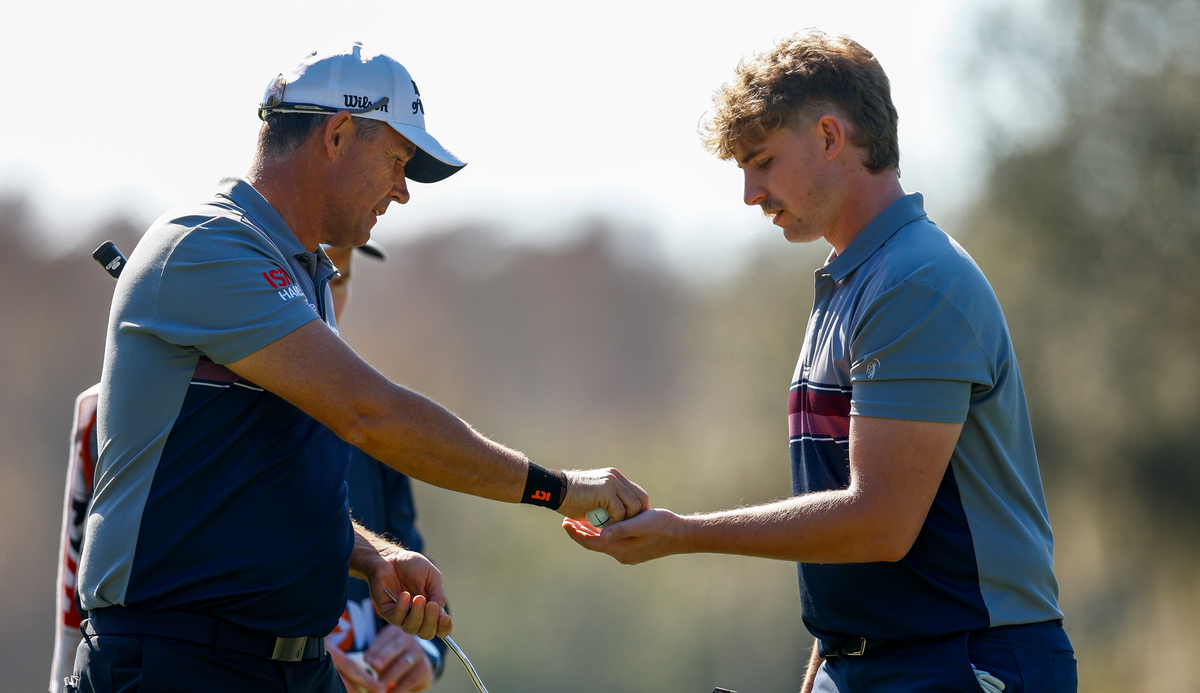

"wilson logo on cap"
[343, 95, 388, 112]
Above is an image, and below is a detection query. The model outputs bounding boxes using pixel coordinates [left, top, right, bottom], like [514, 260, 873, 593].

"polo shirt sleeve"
[848, 280, 993, 423]
[148, 221, 321, 365]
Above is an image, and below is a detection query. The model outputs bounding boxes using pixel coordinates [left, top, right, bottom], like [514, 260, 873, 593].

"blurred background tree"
[961, 0, 1200, 689]
[3, 1, 1199, 691]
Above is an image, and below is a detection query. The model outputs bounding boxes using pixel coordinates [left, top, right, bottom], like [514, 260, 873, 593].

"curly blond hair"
[701, 30, 899, 173]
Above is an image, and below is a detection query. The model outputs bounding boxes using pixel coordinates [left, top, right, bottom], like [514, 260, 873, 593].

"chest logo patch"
[263, 268, 302, 301]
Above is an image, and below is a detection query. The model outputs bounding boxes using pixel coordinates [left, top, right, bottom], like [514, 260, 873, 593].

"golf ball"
[586, 507, 610, 528]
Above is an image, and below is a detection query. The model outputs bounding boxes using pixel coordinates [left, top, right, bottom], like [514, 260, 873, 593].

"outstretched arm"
[564, 416, 961, 564]
[227, 320, 648, 523]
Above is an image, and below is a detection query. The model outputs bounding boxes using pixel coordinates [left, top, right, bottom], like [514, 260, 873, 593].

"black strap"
[86, 606, 325, 661]
[818, 636, 874, 658]
[819, 620, 1067, 660]
[520, 462, 566, 509]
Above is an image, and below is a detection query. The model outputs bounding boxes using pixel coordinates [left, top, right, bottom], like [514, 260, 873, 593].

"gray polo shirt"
[80, 178, 354, 636]
[789, 193, 1062, 641]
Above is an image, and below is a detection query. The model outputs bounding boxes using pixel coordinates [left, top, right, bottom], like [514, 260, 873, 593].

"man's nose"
[392, 172, 410, 205]
[743, 172, 766, 206]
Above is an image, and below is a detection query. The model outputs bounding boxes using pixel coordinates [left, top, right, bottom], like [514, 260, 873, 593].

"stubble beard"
[783, 216, 827, 244]
[321, 203, 374, 251]
[763, 198, 826, 245]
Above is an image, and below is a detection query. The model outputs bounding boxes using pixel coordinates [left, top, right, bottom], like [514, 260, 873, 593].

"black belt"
[86, 606, 326, 662]
[818, 619, 1066, 660]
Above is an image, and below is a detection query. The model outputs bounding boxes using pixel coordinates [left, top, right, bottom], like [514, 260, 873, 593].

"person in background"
[323, 243, 446, 693]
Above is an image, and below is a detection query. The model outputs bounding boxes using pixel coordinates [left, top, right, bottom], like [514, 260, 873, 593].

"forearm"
[227, 320, 531, 505]
[340, 381, 529, 504]
[673, 489, 913, 564]
[228, 321, 646, 518]
[349, 519, 396, 580]
[669, 417, 961, 563]
[342, 382, 645, 521]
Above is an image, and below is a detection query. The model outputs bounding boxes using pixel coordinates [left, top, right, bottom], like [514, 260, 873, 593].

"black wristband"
[520, 462, 566, 510]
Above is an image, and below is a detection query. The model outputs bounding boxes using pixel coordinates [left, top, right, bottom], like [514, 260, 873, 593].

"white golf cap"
[258, 43, 466, 183]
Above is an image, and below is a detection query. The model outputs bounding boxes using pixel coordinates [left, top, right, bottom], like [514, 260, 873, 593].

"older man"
[51, 244, 439, 693]
[74, 43, 646, 693]
[566, 31, 1076, 693]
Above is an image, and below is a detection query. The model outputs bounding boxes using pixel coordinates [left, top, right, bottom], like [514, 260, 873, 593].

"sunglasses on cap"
[257, 74, 389, 121]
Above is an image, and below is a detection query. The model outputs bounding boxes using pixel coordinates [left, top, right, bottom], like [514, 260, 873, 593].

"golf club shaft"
[445, 636, 489, 693]
[381, 585, 489, 692]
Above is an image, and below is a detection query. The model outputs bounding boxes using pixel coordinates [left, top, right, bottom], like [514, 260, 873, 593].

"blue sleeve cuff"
[851, 378, 971, 424]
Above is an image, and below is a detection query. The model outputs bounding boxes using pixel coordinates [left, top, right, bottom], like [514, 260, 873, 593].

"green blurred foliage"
[0, 198, 143, 693]
[4, 2, 1199, 690]
[962, 0, 1200, 689]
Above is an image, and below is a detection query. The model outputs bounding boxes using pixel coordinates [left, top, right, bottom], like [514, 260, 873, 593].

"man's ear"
[816, 114, 845, 162]
[323, 111, 356, 159]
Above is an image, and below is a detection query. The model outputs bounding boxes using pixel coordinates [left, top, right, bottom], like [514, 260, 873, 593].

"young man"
[74, 43, 647, 693]
[566, 30, 1076, 693]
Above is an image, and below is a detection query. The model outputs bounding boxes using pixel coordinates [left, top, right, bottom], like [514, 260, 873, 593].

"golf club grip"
[93, 241, 127, 280]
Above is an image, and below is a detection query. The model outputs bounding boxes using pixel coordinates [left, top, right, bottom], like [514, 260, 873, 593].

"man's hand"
[558, 468, 650, 525]
[366, 626, 435, 692]
[350, 522, 452, 640]
[327, 645, 383, 693]
[327, 629, 434, 693]
[562, 507, 683, 564]
[367, 549, 451, 640]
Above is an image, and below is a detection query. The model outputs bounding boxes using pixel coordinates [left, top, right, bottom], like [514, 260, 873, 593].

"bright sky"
[1, 0, 993, 273]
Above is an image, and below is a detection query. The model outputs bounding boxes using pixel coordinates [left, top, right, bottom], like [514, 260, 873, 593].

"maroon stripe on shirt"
[789, 382, 851, 439]
[193, 356, 240, 383]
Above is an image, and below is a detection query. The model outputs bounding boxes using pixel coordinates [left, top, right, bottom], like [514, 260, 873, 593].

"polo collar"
[824, 193, 928, 282]
[216, 177, 308, 260]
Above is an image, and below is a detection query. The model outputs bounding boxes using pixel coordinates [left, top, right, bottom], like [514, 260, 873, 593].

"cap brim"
[356, 238, 388, 260]
[389, 123, 466, 183]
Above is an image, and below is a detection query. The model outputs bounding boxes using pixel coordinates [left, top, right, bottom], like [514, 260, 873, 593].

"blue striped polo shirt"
[790, 193, 1062, 641]
[79, 178, 355, 637]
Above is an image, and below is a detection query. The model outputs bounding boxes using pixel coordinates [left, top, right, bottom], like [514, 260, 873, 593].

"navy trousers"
[66, 633, 345, 693]
[813, 620, 1077, 693]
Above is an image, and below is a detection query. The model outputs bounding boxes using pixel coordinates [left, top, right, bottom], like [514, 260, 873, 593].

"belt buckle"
[271, 636, 309, 661]
[844, 637, 867, 656]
